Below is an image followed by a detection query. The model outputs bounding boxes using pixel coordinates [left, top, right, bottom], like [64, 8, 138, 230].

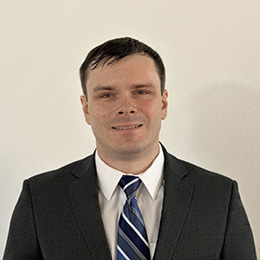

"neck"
[97, 143, 160, 175]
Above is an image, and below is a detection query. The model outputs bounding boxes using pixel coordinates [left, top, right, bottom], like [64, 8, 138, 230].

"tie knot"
[119, 175, 141, 198]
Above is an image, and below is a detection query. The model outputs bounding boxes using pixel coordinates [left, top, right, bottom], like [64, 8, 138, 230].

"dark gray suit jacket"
[3, 146, 257, 259]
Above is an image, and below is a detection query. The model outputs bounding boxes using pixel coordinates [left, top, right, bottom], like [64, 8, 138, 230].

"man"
[4, 37, 257, 259]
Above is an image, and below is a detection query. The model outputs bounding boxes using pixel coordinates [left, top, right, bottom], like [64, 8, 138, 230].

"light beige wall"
[1, 0, 259, 256]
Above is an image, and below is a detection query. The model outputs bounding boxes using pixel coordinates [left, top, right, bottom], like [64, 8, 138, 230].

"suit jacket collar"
[68, 146, 193, 260]
[153, 144, 194, 260]
[68, 151, 112, 260]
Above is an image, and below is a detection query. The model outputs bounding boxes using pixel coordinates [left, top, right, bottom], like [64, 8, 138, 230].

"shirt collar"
[95, 144, 164, 201]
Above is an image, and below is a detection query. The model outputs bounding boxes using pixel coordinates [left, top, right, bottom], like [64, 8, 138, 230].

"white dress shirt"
[95, 145, 164, 260]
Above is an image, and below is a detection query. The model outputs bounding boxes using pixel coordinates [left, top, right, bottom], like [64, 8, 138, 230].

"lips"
[112, 124, 143, 130]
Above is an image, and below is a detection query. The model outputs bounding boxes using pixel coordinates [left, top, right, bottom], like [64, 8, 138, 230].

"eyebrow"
[93, 86, 115, 93]
[134, 84, 155, 89]
[92, 83, 155, 93]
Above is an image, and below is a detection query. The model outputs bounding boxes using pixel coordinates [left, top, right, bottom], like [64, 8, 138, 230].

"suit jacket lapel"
[153, 147, 194, 260]
[68, 154, 112, 260]
[67, 147, 193, 260]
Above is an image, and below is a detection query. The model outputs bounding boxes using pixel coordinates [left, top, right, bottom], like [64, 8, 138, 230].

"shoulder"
[180, 158, 233, 184]
[163, 147, 235, 193]
[164, 151, 238, 211]
[26, 154, 95, 188]
[20, 154, 96, 207]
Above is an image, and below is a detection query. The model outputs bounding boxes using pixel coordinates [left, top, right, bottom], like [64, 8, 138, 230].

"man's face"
[81, 54, 168, 159]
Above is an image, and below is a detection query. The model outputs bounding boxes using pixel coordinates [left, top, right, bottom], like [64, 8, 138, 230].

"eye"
[100, 93, 112, 98]
[137, 90, 149, 95]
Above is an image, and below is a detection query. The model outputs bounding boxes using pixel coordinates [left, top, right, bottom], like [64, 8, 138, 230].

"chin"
[113, 141, 149, 156]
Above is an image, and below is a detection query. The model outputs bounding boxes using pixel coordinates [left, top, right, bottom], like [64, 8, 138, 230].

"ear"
[80, 95, 91, 125]
[161, 90, 168, 120]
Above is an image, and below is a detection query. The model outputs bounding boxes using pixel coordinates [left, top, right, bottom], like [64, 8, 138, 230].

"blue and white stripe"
[117, 175, 151, 260]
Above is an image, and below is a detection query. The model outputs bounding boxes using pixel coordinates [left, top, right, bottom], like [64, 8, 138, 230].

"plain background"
[1, 0, 259, 257]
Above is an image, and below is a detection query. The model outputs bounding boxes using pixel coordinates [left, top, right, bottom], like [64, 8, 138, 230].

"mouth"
[112, 124, 143, 130]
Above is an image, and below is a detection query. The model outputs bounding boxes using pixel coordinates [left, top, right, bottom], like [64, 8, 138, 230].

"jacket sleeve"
[220, 181, 257, 259]
[3, 180, 43, 260]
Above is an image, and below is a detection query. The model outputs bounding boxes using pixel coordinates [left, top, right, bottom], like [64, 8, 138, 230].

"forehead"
[87, 54, 160, 88]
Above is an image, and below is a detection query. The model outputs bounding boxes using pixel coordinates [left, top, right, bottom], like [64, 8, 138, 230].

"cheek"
[91, 108, 110, 127]
[142, 99, 162, 116]
[90, 105, 107, 117]
[141, 99, 156, 112]
[100, 109, 109, 120]
[145, 100, 166, 126]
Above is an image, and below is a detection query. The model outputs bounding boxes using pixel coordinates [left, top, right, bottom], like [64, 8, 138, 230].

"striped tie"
[117, 175, 151, 260]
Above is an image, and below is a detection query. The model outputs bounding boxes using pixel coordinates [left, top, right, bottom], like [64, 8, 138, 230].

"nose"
[116, 96, 137, 116]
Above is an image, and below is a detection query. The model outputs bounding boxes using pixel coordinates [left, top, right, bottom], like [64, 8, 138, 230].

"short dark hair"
[79, 37, 165, 98]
